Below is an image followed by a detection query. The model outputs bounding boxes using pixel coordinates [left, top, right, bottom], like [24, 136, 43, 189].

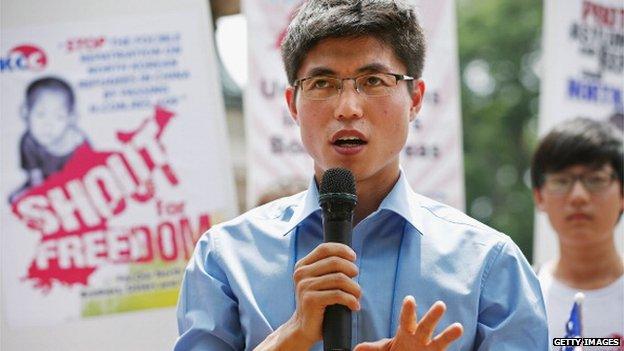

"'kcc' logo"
[0, 45, 48, 72]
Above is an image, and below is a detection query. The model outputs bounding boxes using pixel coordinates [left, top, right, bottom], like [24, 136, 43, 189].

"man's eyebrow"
[303, 63, 393, 78]
[356, 63, 391, 73]
[305, 67, 337, 77]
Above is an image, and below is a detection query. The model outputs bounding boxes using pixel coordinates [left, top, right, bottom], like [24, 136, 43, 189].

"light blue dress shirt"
[175, 173, 548, 350]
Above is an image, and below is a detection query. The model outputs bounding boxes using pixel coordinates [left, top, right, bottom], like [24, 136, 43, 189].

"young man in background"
[532, 117, 623, 348]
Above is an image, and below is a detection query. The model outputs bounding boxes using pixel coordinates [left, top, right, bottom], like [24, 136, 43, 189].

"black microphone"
[319, 168, 357, 351]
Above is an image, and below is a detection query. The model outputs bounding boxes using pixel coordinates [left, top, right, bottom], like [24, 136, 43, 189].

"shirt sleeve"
[475, 238, 549, 350]
[174, 230, 244, 351]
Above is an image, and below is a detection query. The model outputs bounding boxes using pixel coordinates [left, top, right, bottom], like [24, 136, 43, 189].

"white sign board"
[1, 0, 236, 349]
[536, 0, 624, 266]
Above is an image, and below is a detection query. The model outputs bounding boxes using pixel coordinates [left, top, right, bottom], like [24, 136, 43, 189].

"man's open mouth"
[333, 137, 367, 147]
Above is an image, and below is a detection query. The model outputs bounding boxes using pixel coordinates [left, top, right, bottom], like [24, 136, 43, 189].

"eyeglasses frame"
[292, 72, 415, 100]
[543, 171, 618, 195]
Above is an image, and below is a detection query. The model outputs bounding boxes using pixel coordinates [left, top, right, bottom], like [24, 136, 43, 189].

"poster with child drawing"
[0, 11, 237, 327]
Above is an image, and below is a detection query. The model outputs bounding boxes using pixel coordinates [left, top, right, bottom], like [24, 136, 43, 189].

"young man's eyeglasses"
[293, 72, 414, 100]
[543, 170, 618, 195]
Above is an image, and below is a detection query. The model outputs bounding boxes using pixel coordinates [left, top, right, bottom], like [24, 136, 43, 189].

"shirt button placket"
[351, 224, 366, 347]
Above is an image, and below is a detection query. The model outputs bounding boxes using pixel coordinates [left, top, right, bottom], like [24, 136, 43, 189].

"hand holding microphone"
[287, 242, 361, 350]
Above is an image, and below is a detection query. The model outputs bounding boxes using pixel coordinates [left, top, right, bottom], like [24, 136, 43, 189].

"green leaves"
[458, 0, 542, 261]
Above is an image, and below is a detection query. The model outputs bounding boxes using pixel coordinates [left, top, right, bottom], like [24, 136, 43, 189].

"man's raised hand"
[353, 296, 463, 351]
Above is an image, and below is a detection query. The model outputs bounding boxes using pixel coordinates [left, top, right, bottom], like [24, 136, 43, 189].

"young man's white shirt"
[538, 260, 624, 350]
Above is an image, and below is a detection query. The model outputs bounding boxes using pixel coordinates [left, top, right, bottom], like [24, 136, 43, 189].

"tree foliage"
[458, 0, 542, 260]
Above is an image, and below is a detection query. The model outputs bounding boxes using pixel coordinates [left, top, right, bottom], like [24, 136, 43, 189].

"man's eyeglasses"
[293, 72, 414, 100]
[543, 171, 618, 195]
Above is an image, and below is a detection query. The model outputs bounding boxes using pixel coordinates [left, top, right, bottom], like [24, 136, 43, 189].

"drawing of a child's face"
[27, 89, 73, 147]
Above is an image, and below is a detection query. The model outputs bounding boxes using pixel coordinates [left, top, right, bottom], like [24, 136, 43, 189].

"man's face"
[27, 89, 73, 147]
[534, 164, 624, 247]
[285, 36, 424, 184]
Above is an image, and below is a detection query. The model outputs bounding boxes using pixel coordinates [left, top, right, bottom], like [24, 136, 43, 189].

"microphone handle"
[322, 219, 353, 351]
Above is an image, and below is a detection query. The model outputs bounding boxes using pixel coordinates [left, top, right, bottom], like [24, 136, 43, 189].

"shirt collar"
[282, 170, 424, 236]
[282, 177, 321, 236]
[377, 170, 424, 234]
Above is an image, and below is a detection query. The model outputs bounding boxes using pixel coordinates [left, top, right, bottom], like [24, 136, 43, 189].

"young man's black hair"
[531, 117, 623, 192]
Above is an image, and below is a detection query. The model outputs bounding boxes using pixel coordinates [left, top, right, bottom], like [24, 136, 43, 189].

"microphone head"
[319, 168, 356, 196]
[319, 167, 357, 213]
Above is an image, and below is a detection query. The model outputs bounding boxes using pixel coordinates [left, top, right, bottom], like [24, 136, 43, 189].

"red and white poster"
[0, 8, 236, 329]
[535, 0, 624, 265]
[243, 0, 464, 210]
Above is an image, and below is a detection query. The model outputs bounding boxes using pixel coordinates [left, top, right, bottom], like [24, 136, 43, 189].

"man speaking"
[175, 1, 547, 349]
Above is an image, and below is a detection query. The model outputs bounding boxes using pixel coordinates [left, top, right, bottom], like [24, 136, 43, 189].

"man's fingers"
[295, 243, 356, 269]
[430, 322, 464, 350]
[301, 290, 361, 311]
[294, 256, 359, 283]
[353, 338, 392, 351]
[398, 295, 418, 335]
[414, 300, 446, 343]
[298, 272, 361, 299]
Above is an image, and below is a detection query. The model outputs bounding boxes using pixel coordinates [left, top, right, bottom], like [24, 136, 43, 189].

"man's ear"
[285, 86, 299, 125]
[409, 79, 426, 122]
[533, 188, 546, 211]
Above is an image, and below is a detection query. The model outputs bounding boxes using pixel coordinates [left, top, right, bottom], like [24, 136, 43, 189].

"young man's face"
[286, 36, 424, 184]
[27, 89, 73, 147]
[533, 164, 624, 247]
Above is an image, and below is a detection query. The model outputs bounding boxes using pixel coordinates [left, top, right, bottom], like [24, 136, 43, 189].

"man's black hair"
[531, 117, 623, 192]
[280, 0, 425, 86]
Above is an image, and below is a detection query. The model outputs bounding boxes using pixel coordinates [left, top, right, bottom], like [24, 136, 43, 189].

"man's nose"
[568, 179, 591, 204]
[333, 80, 364, 121]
